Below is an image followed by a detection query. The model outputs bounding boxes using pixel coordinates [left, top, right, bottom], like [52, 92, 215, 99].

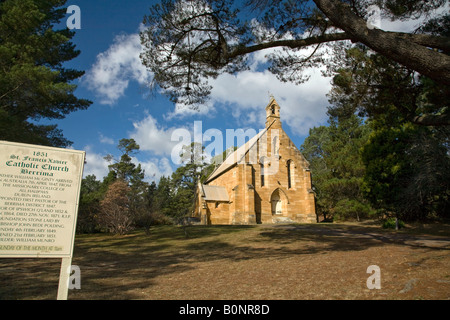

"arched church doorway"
[271, 188, 287, 216]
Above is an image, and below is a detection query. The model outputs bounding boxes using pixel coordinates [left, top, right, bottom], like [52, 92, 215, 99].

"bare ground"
[0, 221, 449, 300]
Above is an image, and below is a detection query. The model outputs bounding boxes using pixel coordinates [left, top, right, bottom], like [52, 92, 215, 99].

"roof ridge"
[205, 119, 276, 183]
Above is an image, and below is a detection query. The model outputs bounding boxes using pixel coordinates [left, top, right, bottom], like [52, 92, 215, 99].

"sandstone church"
[193, 97, 316, 225]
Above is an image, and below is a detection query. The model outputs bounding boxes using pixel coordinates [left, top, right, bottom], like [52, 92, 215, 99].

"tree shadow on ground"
[0, 258, 61, 300]
[259, 224, 450, 252]
[1, 223, 448, 299]
[67, 225, 259, 299]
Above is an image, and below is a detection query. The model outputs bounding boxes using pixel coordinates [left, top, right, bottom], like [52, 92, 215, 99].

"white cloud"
[81, 143, 174, 183]
[209, 55, 331, 136]
[201, 5, 448, 135]
[99, 133, 115, 145]
[83, 146, 109, 179]
[164, 101, 214, 120]
[130, 113, 182, 156]
[132, 156, 173, 182]
[163, 41, 331, 135]
[82, 145, 174, 183]
[378, 3, 449, 33]
[163, 60, 330, 137]
[83, 33, 152, 105]
[84, 113, 180, 182]
[81, 23, 330, 133]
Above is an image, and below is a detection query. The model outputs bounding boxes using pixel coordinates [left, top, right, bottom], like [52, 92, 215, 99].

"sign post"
[0, 140, 85, 300]
[57, 256, 73, 300]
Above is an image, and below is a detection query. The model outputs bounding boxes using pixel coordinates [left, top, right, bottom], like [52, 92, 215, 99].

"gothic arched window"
[287, 160, 294, 189]
[260, 163, 265, 187]
[272, 135, 279, 156]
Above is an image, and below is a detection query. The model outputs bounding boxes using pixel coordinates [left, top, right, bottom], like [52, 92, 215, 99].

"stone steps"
[272, 216, 295, 224]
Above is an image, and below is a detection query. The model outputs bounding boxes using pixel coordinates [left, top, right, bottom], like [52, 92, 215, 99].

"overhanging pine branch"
[393, 33, 450, 52]
[226, 32, 352, 60]
[313, 0, 450, 86]
[410, 113, 450, 126]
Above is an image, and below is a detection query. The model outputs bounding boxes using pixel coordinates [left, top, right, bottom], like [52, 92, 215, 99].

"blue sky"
[53, 0, 436, 183]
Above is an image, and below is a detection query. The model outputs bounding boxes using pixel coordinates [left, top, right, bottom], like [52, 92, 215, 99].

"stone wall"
[194, 98, 316, 225]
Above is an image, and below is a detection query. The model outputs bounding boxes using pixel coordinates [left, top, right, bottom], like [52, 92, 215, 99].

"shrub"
[333, 199, 376, 221]
[97, 179, 134, 235]
[382, 217, 405, 229]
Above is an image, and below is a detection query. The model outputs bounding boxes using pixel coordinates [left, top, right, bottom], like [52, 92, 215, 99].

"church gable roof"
[201, 185, 230, 201]
[205, 120, 275, 183]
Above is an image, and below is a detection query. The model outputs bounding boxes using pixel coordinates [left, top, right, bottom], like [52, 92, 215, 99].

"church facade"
[193, 98, 316, 225]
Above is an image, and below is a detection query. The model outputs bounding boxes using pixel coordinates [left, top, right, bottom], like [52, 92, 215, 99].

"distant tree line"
[77, 139, 217, 234]
[300, 45, 450, 224]
[2, 0, 448, 233]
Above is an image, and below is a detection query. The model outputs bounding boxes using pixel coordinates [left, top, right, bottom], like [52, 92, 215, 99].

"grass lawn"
[0, 221, 449, 300]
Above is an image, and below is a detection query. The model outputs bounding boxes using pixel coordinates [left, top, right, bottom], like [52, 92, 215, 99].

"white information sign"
[0, 141, 85, 258]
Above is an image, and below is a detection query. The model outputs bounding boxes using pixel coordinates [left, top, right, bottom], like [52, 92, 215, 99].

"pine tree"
[78, 174, 103, 233]
[104, 138, 148, 224]
[140, 0, 449, 115]
[329, 46, 450, 221]
[0, 0, 91, 146]
[300, 115, 374, 221]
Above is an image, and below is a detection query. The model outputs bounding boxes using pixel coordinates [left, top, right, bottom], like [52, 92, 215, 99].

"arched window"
[287, 160, 295, 189]
[260, 163, 265, 187]
[271, 105, 275, 114]
[287, 160, 291, 189]
[272, 135, 279, 156]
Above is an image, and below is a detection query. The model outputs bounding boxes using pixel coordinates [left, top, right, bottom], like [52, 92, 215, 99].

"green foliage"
[382, 218, 405, 230]
[77, 175, 103, 233]
[380, 0, 446, 19]
[328, 46, 450, 222]
[327, 44, 450, 126]
[105, 138, 145, 182]
[137, 142, 214, 225]
[152, 175, 173, 218]
[300, 114, 375, 221]
[78, 139, 151, 234]
[333, 199, 376, 221]
[361, 123, 412, 214]
[163, 142, 210, 220]
[77, 140, 217, 233]
[0, 0, 91, 147]
[140, 0, 449, 107]
[362, 120, 450, 221]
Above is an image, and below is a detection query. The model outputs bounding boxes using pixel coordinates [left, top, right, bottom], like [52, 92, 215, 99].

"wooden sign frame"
[0, 141, 85, 299]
